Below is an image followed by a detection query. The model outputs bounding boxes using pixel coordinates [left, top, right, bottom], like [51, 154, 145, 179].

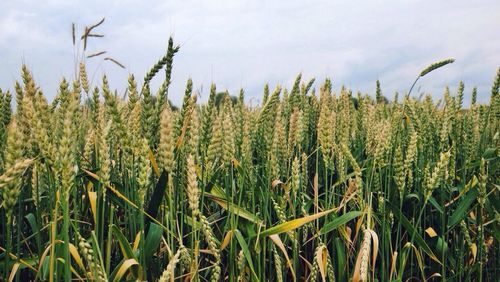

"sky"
[0, 0, 499, 106]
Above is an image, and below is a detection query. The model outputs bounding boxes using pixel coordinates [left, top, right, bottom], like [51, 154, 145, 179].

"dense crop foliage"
[0, 37, 499, 281]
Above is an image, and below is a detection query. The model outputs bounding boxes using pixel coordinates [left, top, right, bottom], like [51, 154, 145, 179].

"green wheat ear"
[419, 58, 455, 77]
[408, 58, 455, 97]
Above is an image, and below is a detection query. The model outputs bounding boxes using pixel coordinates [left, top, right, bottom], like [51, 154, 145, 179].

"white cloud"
[0, 0, 499, 106]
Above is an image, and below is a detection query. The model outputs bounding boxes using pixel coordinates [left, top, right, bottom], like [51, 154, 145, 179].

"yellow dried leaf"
[88, 191, 97, 225]
[271, 179, 284, 189]
[425, 227, 438, 238]
[148, 148, 160, 177]
[8, 262, 20, 282]
[315, 245, 328, 282]
[69, 243, 85, 273]
[220, 230, 233, 251]
[470, 243, 477, 262]
[113, 258, 139, 282]
[389, 251, 398, 279]
[133, 232, 141, 251]
[368, 229, 379, 272]
[269, 234, 296, 282]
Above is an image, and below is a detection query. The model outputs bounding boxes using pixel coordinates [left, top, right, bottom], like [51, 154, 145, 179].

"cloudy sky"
[1, 0, 499, 106]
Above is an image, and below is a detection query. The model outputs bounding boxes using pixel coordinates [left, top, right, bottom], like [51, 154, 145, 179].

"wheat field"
[0, 34, 499, 281]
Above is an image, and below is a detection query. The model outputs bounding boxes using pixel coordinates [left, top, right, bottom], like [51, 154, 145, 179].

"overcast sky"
[1, 0, 499, 106]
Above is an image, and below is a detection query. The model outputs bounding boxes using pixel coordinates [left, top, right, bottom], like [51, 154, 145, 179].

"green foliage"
[0, 42, 498, 282]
